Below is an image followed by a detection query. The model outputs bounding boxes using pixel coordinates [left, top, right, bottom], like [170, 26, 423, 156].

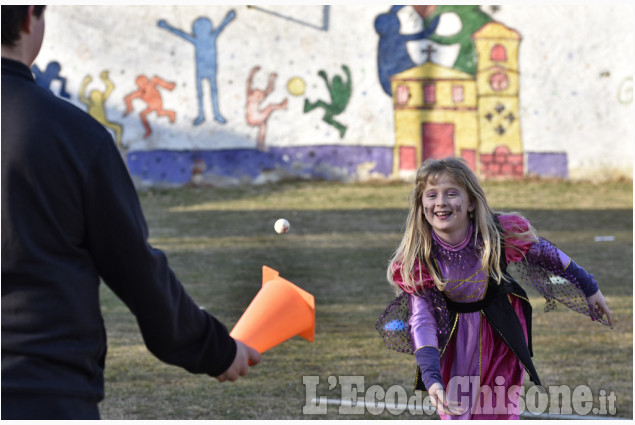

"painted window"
[396, 84, 410, 106]
[490, 44, 507, 62]
[423, 83, 436, 104]
[489, 72, 509, 92]
[452, 85, 464, 103]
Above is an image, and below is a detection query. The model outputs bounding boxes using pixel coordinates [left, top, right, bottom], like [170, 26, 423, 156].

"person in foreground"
[377, 157, 612, 420]
[2, 6, 260, 420]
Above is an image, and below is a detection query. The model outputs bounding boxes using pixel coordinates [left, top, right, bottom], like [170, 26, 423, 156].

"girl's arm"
[409, 294, 442, 390]
[501, 214, 598, 295]
[526, 240, 613, 326]
[500, 214, 612, 326]
[411, 297, 465, 417]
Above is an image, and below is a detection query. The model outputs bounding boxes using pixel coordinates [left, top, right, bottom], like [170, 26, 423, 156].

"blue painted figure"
[32, 61, 71, 99]
[374, 5, 439, 96]
[158, 10, 236, 125]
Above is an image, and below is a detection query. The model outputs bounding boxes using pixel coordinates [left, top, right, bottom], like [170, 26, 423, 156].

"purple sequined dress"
[378, 214, 605, 420]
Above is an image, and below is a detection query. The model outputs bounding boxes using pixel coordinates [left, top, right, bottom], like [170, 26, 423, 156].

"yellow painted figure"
[79, 70, 123, 148]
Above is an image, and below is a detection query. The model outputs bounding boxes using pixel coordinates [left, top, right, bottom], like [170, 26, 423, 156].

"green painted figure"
[304, 65, 351, 138]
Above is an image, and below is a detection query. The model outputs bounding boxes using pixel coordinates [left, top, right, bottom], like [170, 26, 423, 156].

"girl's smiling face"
[422, 173, 475, 245]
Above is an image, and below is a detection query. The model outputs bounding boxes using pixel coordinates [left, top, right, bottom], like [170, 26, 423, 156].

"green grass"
[98, 180, 632, 419]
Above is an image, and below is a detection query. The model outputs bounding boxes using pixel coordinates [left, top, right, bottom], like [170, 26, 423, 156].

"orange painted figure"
[246, 66, 288, 150]
[124, 75, 176, 138]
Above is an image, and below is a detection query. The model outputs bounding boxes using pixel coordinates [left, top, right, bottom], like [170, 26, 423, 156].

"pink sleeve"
[499, 214, 533, 264]
[408, 294, 439, 350]
[392, 259, 435, 294]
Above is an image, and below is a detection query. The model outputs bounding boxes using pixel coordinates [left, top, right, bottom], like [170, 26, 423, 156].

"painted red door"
[422, 123, 455, 161]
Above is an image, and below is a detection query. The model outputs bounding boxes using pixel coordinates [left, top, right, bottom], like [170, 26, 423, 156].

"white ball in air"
[274, 218, 290, 234]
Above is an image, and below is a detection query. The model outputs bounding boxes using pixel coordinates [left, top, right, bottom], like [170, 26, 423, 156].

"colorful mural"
[79, 71, 124, 148]
[391, 62, 478, 178]
[32, 61, 71, 99]
[32, 5, 632, 186]
[423, 5, 493, 75]
[474, 23, 524, 178]
[303, 65, 352, 138]
[157, 10, 236, 125]
[127, 146, 393, 186]
[390, 10, 565, 179]
[124, 75, 176, 139]
[374, 5, 440, 95]
[246, 66, 288, 151]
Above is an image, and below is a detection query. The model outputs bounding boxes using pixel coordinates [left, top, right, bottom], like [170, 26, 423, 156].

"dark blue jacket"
[1, 57, 236, 402]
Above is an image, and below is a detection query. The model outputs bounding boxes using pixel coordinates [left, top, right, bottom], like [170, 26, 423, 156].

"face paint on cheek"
[455, 193, 466, 213]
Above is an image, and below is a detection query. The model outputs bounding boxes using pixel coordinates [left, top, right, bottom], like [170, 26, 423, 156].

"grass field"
[98, 180, 633, 419]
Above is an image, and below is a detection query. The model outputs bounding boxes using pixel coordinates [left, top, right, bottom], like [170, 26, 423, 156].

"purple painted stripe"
[526, 152, 568, 179]
[126, 146, 393, 185]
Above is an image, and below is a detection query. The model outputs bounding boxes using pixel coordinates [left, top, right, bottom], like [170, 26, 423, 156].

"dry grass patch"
[98, 180, 632, 419]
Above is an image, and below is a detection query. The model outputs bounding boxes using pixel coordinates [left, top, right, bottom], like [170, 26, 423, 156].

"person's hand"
[214, 340, 261, 382]
[428, 382, 465, 416]
[587, 289, 613, 327]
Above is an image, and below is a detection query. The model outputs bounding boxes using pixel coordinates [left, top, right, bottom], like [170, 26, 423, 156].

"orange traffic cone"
[230, 266, 315, 353]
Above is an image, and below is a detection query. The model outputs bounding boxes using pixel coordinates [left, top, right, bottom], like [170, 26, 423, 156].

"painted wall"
[33, 5, 634, 186]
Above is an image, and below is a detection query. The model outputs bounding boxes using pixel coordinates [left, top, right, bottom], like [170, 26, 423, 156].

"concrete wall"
[34, 5, 634, 186]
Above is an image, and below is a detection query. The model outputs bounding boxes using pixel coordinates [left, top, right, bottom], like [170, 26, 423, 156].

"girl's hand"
[428, 382, 465, 416]
[587, 289, 613, 327]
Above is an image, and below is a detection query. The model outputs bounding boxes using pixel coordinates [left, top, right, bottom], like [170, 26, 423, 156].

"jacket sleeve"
[83, 138, 236, 377]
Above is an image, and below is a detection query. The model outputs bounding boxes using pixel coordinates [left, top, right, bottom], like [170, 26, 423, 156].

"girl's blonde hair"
[387, 157, 536, 293]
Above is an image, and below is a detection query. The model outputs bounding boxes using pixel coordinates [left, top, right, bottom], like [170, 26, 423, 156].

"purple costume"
[377, 214, 606, 420]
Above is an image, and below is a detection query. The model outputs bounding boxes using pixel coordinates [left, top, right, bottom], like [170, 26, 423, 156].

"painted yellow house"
[391, 62, 478, 179]
[391, 22, 524, 179]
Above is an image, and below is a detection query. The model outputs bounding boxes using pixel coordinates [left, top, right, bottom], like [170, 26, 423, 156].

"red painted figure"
[124, 75, 176, 138]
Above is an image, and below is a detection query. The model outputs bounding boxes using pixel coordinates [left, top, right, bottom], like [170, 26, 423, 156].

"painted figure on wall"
[32, 61, 71, 99]
[422, 5, 493, 75]
[304, 65, 351, 138]
[374, 5, 439, 96]
[246, 66, 288, 151]
[158, 9, 236, 125]
[79, 70, 123, 148]
[124, 75, 177, 139]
